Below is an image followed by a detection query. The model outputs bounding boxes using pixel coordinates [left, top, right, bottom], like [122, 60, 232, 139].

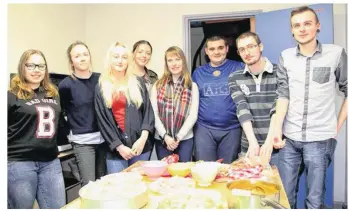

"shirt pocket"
[312, 67, 331, 84]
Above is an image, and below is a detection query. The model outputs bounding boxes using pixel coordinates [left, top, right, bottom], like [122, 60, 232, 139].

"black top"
[8, 89, 61, 161]
[58, 73, 100, 135]
[94, 77, 155, 158]
[144, 68, 158, 85]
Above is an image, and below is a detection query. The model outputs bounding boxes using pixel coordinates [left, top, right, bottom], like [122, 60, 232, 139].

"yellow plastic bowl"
[168, 162, 194, 177]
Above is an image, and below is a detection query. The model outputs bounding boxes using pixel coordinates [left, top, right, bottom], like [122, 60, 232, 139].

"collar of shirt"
[243, 57, 274, 75]
[296, 40, 323, 57]
[73, 72, 93, 79]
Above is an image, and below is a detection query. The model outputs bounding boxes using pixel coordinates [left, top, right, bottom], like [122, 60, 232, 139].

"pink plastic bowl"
[141, 161, 168, 179]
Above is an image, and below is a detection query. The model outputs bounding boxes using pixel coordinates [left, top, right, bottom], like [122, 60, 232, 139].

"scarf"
[157, 76, 192, 137]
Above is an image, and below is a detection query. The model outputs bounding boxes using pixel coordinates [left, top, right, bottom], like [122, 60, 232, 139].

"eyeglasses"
[237, 44, 259, 55]
[25, 63, 47, 71]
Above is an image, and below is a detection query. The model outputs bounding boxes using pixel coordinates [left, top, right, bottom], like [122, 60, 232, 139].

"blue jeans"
[194, 123, 241, 164]
[7, 158, 66, 209]
[278, 137, 336, 209]
[155, 137, 194, 162]
[106, 151, 151, 174]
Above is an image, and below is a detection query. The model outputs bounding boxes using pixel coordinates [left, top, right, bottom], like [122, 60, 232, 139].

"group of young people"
[7, 5, 347, 209]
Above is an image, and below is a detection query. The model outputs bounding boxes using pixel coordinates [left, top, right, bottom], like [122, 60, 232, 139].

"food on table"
[156, 189, 228, 209]
[101, 172, 143, 183]
[191, 162, 221, 186]
[233, 156, 269, 168]
[217, 164, 264, 181]
[161, 154, 179, 164]
[160, 154, 179, 176]
[141, 161, 168, 179]
[167, 162, 194, 177]
[216, 158, 224, 163]
[227, 179, 281, 196]
[79, 172, 148, 208]
[80, 179, 146, 200]
[215, 156, 272, 182]
[148, 176, 196, 195]
[130, 166, 145, 175]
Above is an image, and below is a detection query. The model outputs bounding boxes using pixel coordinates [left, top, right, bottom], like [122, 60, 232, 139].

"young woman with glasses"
[8, 49, 66, 209]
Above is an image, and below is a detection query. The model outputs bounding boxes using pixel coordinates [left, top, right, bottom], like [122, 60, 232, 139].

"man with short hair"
[228, 31, 282, 167]
[272, 6, 347, 208]
[192, 36, 244, 164]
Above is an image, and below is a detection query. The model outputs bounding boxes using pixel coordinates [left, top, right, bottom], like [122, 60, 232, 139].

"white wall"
[84, 3, 305, 76]
[333, 3, 347, 204]
[7, 4, 86, 76]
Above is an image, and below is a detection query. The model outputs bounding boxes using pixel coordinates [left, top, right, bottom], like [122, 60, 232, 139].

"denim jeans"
[7, 158, 66, 209]
[155, 137, 194, 162]
[72, 142, 107, 186]
[194, 123, 241, 164]
[278, 137, 336, 209]
[106, 151, 151, 174]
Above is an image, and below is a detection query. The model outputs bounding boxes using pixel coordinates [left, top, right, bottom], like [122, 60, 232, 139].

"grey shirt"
[275, 41, 347, 141]
[229, 57, 277, 152]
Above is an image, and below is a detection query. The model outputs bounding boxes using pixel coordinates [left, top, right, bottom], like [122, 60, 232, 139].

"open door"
[255, 4, 334, 208]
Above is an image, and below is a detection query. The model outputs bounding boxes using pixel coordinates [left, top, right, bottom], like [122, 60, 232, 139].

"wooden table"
[61, 161, 290, 209]
[58, 150, 74, 159]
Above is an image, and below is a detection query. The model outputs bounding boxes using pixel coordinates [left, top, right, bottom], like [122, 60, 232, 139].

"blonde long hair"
[9, 49, 58, 100]
[99, 42, 143, 108]
[156, 46, 192, 90]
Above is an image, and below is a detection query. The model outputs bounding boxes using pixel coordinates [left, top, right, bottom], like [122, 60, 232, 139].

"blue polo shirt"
[192, 59, 244, 130]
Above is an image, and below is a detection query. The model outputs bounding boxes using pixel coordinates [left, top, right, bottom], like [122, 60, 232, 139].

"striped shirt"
[275, 41, 347, 141]
[228, 57, 277, 152]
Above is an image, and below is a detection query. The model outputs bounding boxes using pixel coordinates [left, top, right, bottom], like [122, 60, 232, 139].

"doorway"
[183, 10, 261, 73]
[190, 19, 251, 73]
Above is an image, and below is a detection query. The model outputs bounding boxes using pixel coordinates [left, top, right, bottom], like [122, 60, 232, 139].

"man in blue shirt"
[192, 36, 245, 164]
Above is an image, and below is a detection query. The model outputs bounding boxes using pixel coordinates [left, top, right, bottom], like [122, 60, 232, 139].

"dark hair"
[236, 31, 262, 47]
[291, 6, 320, 24]
[66, 41, 92, 74]
[132, 40, 153, 53]
[205, 36, 228, 48]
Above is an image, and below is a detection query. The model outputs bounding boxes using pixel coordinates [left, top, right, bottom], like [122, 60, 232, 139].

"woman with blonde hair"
[150, 46, 199, 162]
[58, 41, 107, 187]
[8, 49, 65, 208]
[94, 42, 154, 173]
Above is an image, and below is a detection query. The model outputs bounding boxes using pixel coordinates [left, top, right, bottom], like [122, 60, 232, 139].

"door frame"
[182, 10, 262, 72]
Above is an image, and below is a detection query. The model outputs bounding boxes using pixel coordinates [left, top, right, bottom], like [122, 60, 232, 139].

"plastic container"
[191, 162, 220, 186]
[141, 161, 168, 179]
[167, 162, 194, 177]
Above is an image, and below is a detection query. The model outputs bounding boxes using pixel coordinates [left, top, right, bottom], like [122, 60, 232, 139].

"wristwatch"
[161, 133, 169, 145]
[162, 132, 169, 140]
